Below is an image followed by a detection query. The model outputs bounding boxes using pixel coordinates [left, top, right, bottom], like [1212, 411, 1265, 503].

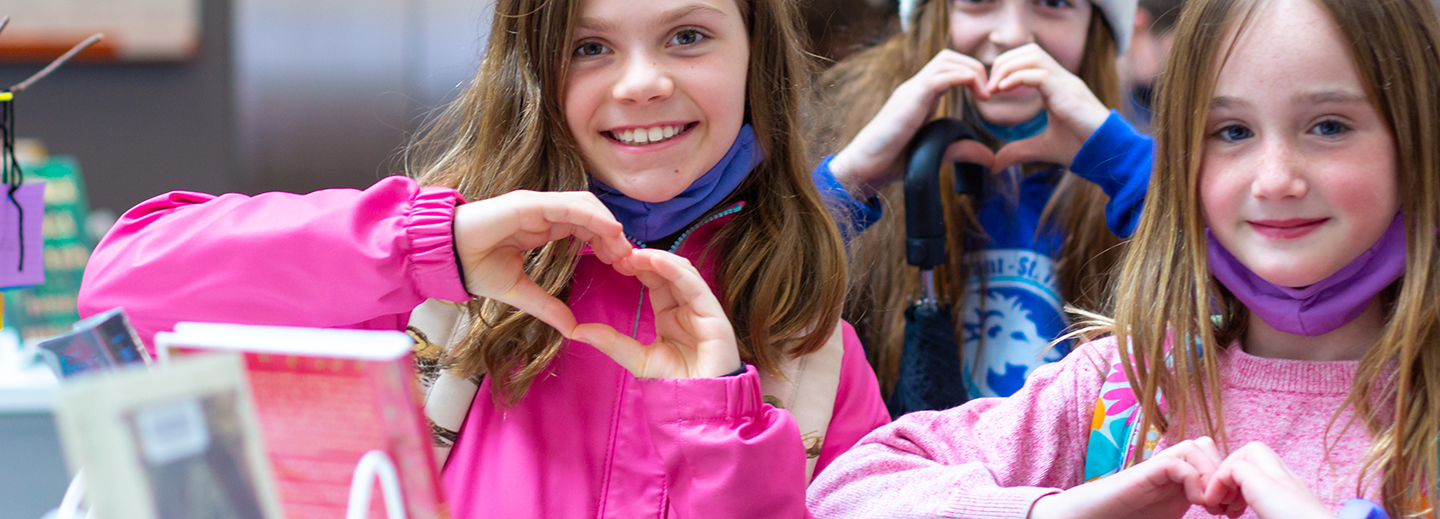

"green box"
[4, 156, 93, 342]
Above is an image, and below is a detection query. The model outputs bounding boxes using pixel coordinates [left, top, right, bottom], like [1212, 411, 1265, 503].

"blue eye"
[669, 29, 705, 46]
[1215, 124, 1253, 142]
[1037, 0, 1073, 8]
[575, 41, 609, 57]
[1312, 120, 1349, 137]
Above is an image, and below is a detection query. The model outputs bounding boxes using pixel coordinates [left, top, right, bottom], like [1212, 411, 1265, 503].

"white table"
[0, 366, 59, 413]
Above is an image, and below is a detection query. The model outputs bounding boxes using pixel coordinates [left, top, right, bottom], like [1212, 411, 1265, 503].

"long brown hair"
[409, 0, 847, 404]
[811, 0, 1125, 396]
[1091, 0, 1440, 514]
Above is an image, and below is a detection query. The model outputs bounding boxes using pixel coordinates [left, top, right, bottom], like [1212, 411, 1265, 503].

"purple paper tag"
[0, 182, 46, 289]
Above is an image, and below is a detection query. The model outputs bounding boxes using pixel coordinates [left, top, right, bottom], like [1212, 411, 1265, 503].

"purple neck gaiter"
[591, 125, 760, 243]
[1207, 213, 1406, 336]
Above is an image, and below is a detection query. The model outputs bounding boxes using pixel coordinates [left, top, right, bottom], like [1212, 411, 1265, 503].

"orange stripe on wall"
[0, 41, 120, 64]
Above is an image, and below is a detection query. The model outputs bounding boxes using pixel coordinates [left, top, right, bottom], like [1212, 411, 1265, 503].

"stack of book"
[52, 319, 449, 519]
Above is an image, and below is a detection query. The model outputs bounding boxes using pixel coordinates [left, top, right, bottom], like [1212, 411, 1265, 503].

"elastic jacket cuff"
[406, 186, 470, 302]
[813, 155, 883, 241]
[637, 365, 765, 423]
[1070, 110, 1143, 194]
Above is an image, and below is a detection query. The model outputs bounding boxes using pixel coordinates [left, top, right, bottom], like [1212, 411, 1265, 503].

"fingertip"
[991, 158, 1014, 175]
[539, 312, 579, 341]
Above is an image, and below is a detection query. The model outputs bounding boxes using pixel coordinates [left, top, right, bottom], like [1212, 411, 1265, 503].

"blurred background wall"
[0, 0, 491, 217]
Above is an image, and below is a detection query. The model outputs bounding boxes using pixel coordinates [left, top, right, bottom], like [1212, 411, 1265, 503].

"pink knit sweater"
[808, 337, 1382, 519]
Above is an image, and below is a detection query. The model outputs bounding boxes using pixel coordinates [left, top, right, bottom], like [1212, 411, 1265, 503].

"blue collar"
[591, 125, 760, 242]
[981, 111, 1048, 142]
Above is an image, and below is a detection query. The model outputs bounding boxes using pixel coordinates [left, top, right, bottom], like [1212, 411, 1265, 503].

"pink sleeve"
[78, 176, 471, 347]
[806, 339, 1118, 519]
[813, 321, 890, 478]
[637, 366, 816, 518]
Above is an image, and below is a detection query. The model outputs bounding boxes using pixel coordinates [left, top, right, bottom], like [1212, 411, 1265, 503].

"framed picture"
[0, 0, 200, 63]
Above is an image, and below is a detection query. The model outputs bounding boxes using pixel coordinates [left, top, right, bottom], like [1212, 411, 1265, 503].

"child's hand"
[986, 43, 1113, 173]
[452, 190, 633, 337]
[571, 249, 743, 379]
[1203, 442, 1334, 519]
[1028, 437, 1226, 519]
[829, 49, 997, 199]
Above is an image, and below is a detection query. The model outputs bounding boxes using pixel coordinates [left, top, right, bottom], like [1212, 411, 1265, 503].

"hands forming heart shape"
[452, 190, 742, 380]
[828, 43, 1113, 200]
[1029, 438, 1336, 519]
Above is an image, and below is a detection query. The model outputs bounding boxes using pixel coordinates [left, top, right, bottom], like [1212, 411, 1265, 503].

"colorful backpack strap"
[1083, 358, 1159, 481]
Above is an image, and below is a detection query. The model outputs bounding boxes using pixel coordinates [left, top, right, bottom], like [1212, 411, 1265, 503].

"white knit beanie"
[899, 0, 1137, 54]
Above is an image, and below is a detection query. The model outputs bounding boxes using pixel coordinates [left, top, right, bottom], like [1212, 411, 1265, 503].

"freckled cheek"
[1320, 155, 1399, 217]
[1198, 164, 1248, 226]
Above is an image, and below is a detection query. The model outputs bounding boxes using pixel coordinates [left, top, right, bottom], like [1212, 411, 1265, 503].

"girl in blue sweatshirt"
[809, 0, 1154, 406]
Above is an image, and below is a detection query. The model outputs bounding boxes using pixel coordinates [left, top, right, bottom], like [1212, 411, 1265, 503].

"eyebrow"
[1209, 95, 1247, 110]
[1295, 90, 1368, 105]
[576, 3, 728, 34]
[1210, 89, 1368, 111]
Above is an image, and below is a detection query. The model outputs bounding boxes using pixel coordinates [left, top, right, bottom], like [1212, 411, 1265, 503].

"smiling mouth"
[1249, 218, 1329, 239]
[606, 123, 696, 146]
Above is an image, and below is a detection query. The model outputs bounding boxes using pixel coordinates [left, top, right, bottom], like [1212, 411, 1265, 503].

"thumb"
[992, 132, 1062, 172]
[494, 275, 580, 339]
[942, 139, 995, 170]
[571, 323, 648, 376]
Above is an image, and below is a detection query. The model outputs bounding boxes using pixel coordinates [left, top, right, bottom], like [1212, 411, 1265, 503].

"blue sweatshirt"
[812, 110, 1154, 399]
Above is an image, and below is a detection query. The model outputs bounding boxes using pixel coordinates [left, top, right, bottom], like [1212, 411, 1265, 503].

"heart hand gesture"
[987, 43, 1113, 172]
[571, 249, 743, 379]
[452, 190, 633, 337]
[1028, 437, 1226, 519]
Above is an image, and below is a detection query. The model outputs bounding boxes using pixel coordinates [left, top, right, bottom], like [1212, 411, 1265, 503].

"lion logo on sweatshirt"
[961, 249, 1068, 398]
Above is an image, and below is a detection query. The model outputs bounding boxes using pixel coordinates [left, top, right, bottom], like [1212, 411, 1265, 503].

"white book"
[53, 353, 284, 519]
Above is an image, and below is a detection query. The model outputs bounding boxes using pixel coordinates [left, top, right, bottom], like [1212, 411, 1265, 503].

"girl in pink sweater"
[808, 0, 1440, 518]
[79, 0, 888, 517]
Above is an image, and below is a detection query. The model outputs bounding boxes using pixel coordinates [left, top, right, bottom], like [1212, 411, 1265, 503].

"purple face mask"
[591, 125, 760, 243]
[1207, 213, 1406, 336]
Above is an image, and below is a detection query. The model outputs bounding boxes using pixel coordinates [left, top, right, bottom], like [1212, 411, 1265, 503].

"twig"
[10, 33, 104, 93]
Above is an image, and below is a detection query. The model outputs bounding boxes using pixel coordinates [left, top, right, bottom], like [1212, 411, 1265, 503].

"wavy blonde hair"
[1086, 0, 1440, 514]
[409, 0, 847, 404]
[810, 0, 1125, 396]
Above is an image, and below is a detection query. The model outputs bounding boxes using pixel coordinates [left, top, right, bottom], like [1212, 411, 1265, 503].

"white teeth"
[612, 124, 687, 145]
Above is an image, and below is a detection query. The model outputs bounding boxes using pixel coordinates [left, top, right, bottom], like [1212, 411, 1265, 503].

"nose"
[611, 53, 674, 104]
[988, 4, 1034, 51]
[1250, 138, 1308, 200]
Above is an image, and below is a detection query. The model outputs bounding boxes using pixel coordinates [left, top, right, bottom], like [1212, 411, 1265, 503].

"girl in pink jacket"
[78, 0, 889, 517]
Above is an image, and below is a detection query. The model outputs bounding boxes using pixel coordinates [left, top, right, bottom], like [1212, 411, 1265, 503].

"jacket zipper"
[626, 202, 744, 338]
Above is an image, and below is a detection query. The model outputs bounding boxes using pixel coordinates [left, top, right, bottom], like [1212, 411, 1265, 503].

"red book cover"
[157, 323, 449, 519]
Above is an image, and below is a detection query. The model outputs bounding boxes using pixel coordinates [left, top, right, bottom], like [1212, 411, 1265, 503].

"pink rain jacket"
[78, 176, 890, 518]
